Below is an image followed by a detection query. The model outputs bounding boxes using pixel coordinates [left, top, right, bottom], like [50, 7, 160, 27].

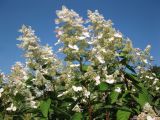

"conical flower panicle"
[17, 25, 40, 50]
[55, 6, 90, 63]
[18, 25, 60, 74]
[17, 25, 62, 101]
[54, 7, 157, 118]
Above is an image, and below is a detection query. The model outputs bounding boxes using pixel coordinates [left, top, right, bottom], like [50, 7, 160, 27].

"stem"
[88, 102, 92, 120]
[79, 56, 93, 119]
[124, 78, 129, 90]
[79, 56, 83, 72]
[105, 112, 110, 120]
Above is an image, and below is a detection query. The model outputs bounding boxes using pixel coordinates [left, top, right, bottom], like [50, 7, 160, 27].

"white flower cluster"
[53, 7, 158, 112]
[6, 103, 17, 111]
[17, 25, 39, 50]
[88, 10, 112, 27]
[0, 25, 61, 112]
[0, 88, 4, 97]
[56, 6, 84, 27]
[137, 103, 160, 120]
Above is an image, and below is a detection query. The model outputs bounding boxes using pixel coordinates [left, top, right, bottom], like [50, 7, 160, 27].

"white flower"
[143, 103, 152, 112]
[72, 104, 81, 112]
[114, 32, 122, 38]
[78, 36, 86, 40]
[156, 87, 159, 90]
[149, 76, 154, 80]
[13, 90, 18, 96]
[146, 45, 151, 49]
[56, 6, 83, 26]
[146, 76, 150, 79]
[108, 37, 114, 42]
[102, 67, 107, 71]
[58, 47, 63, 52]
[132, 88, 136, 92]
[136, 52, 141, 56]
[136, 66, 141, 70]
[105, 74, 115, 84]
[101, 48, 106, 53]
[0, 88, 4, 97]
[97, 34, 103, 39]
[57, 30, 63, 36]
[88, 10, 106, 24]
[147, 115, 155, 120]
[143, 59, 148, 64]
[23, 75, 28, 80]
[83, 32, 90, 38]
[106, 79, 115, 84]
[57, 91, 69, 97]
[94, 76, 100, 85]
[87, 40, 95, 44]
[30, 101, 37, 108]
[153, 78, 159, 85]
[145, 45, 151, 53]
[0, 88, 4, 93]
[115, 87, 121, 93]
[72, 86, 83, 92]
[96, 55, 105, 64]
[6, 103, 17, 111]
[70, 64, 80, 67]
[84, 90, 90, 98]
[68, 44, 79, 51]
[82, 99, 87, 103]
[54, 39, 61, 45]
[72, 96, 77, 101]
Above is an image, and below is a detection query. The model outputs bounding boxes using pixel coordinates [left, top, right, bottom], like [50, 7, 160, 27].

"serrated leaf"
[136, 90, 151, 107]
[110, 91, 119, 104]
[116, 110, 131, 120]
[137, 93, 149, 107]
[71, 112, 83, 120]
[98, 82, 108, 91]
[132, 83, 152, 108]
[39, 98, 51, 118]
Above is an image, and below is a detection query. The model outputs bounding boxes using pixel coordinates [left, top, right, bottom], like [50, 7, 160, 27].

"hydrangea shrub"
[0, 6, 159, 120]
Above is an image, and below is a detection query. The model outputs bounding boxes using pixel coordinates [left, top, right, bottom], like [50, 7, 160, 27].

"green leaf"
[43, 74, 52, 80]
[137, 93, 149, 107]
[71, 112, 83, 120]
[132, 83, 152, 108]
[40, 118, 47, 120]
[39, 98, 51, 118]
[52, 105, 71, 119]
[134, 84, 152, 107]
[126, 64, 136, 74]
[98, 82, 108, 91]
[116, 110, 131, 120]
[15, 93, 25, 102]
[110, 91, 119, 104]
[82, 65, 89, 72]
[122, 71, 141, 89]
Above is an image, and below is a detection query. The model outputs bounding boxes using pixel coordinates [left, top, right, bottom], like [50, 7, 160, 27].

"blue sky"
[0, 0, 160, 73]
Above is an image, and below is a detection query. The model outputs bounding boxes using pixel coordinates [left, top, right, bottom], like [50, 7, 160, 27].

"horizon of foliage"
[0, 6, 160, 120]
